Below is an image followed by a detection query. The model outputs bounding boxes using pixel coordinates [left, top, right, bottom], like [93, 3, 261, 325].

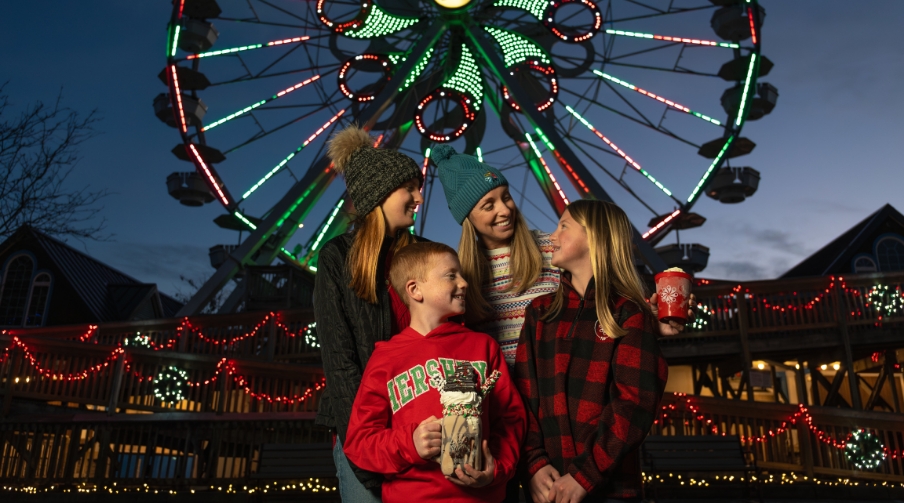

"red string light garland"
[656, 393, 903, 462]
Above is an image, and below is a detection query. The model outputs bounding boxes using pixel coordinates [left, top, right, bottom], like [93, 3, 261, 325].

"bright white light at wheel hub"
[434, 0, 472, 9]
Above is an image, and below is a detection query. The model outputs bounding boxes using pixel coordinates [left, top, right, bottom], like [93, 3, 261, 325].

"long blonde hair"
[347, 206, 415, 303]
[543, 200, 651, 338]
[458, 210, 542, 324]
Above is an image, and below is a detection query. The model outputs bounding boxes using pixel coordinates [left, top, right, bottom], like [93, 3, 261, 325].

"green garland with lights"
[303, 322, 319, 349]
[691, 304, 712, 331]
[153, 366, 190, 404]
[866, 284, 904, 317]
[844, 429, 886, 471]
[124, 334, 152, 348]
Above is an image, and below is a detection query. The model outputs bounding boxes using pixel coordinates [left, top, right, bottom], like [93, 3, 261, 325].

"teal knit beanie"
[432, 145, 508, 225]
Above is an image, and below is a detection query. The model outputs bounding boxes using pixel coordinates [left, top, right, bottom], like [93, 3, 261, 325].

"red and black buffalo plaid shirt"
[514, 274, 668, 499]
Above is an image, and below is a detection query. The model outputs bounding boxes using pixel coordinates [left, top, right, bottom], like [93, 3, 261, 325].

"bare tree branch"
[0, 85, 110, 241]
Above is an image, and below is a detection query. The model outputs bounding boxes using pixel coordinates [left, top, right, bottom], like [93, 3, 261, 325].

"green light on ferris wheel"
[310, 199, 345, 252]
[485, 26, 550, 67]
[170, 25, 181, 57]
[476, 147, 483, 162]
[592, 71, 722, 126]
[443, 45, 484, 110]
[492, 0, 546, 21]
[563, 105, 674, 198]
[687, 135, 735, 203]
[242, 109, 345, 201]
[525, 133, 569, 205]
[346, 5, 419, 39]
[736, 53, 757, 127]
[401, 47, 435, 91]
[604, 29, 739, 49]
[203, 76, 321, 132]
[534, 128, 555, 152]
[233, 211, 258, 230]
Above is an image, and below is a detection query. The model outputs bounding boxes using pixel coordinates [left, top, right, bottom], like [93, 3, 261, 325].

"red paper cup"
[654, 270, 692, 324]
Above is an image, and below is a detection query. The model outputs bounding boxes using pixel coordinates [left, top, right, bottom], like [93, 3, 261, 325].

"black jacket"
[314, 232, 425, 489]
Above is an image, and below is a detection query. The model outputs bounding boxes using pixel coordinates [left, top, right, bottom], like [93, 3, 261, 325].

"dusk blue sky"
[2, 1, 902, 297]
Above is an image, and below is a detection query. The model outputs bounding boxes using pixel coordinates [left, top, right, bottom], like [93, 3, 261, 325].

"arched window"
[852, 255, 877, 273]
[875, 235, 904, 272]
[0, 255, 35, 326]
[25, 272, 52, 327]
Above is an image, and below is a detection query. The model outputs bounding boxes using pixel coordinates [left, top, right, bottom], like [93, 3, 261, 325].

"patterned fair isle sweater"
[479, 231, 561, 367]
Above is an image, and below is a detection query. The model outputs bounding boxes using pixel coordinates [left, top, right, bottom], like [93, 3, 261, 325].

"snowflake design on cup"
[659, 285, 680, 305]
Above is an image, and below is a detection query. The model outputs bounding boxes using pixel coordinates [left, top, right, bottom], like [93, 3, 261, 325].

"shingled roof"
[781, 204, 904, 278]
[1, 226, 182, 321]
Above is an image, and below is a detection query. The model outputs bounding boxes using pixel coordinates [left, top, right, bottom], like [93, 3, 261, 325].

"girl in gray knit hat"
[313, 124, 426, 502]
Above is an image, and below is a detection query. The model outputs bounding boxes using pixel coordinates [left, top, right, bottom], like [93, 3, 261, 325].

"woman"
[314, 125, 426, 501]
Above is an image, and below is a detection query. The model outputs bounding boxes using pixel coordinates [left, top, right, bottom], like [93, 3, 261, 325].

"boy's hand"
[446, 440, 495, 488]
[546, 473, 587, 503]
[413, 416, 442, 459]
[650, 293, 697, 336]
[528, 464, 559, 503]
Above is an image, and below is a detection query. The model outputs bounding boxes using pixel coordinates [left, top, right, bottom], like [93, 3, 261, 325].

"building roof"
[781, 204, 904, 278]
[5, 227, 182, 321]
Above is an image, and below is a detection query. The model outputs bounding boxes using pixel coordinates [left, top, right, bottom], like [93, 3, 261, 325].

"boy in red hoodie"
[344, 242, 526, 503]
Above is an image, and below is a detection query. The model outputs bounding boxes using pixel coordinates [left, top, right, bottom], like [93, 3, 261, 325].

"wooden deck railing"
[654, 394, 904, 482]
[0, 412, 329, 487]
[0, 334, 324, 415]
[2, 393, 900, 489]
[2, 309, 321, 363]
[689, 271, 904, 338]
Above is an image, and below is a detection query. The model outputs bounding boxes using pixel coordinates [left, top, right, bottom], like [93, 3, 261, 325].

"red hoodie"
[344, 322, 526, 503]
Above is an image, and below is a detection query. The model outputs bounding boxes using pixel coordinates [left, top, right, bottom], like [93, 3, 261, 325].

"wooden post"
[216, 366, 228, 415]
[886, 351, 902, 413]
[809, 363, 822, 406]
[832, 281, 862, 409]
[795, 413, 815, 477]
[2, 346, 17, 417]
[178, 319, 189, 353]
[795, 359, 809, 406]
[265, 316, 278, 362]
[736, 294, 754, 401]
[106, 351, 126, 415]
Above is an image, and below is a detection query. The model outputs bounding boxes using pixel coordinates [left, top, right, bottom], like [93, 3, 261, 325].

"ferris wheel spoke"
[560, 132, 661, 215]
[247, 37, 326, 80]
[559, 87, 701, 149]
[257, 0, 324, 25]
[603, 39, 687, 63]
[604, 29, 740, 49]
[213, 15, 329, 30]
[297, 194, 351, 270]
[202, 75, 324, 132]
[620, 0, 665, 15]
[222, 90, 343, 155]
[208, 61, 341, 87]
[240, 108, 348, 202]
[561, 105, 681, 204]
[183, 35, 316, 60]
[592, 70, 722, 126]
[605, 5, 715, 25]
[601, 60, 719, 77]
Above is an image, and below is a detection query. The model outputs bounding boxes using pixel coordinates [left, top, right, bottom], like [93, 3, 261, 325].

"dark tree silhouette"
[0, 87, 109, 241]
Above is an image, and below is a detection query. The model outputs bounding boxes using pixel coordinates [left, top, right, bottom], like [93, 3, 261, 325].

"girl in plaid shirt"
[514, 200, 668, 503]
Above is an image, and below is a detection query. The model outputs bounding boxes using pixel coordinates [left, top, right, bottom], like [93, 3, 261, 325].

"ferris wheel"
[156, 0, 775, 314]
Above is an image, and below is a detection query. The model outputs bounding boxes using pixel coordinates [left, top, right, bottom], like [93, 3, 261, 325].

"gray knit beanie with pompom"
[431, 145, 508, 225]
[327, 124, 422, 217]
